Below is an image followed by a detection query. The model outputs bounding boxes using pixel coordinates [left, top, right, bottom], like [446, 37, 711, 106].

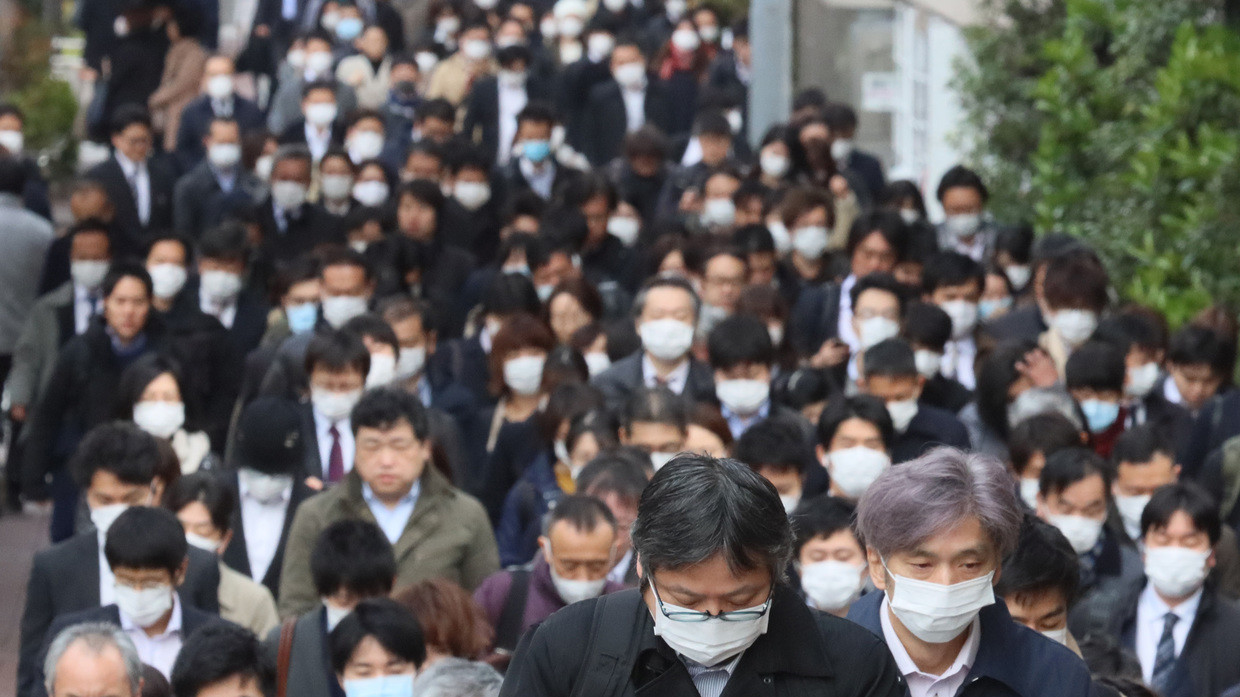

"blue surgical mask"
[286, 302, 318, 334]
[1080, 398, 1120, 433]
[336, 16, 364, 41]
[343, 674, 415, 697]
[522, 139, 551, 163]
[978, 297, 1012, 321]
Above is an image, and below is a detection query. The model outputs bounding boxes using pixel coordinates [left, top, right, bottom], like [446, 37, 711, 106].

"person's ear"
[865, 548, 886, 591]
[174, 558, 189, 587]
[218, 529, 234, 554]
[1172, 464, 1182, 480]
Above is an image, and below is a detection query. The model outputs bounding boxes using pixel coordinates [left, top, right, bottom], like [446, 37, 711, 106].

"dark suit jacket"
[434, 334, 492, 407]
[984, 304, 1047, 344]
[186, 279, 271, 359]
[253, 198, 344, 291]
[18, 534, 220, 697]
[556, 58, 613, 154]
[172, 161, 265, 240]
[85, 156, 175, 258]
[492, 158, 583, 207]
[263, 607, 337, 697]
[462, 74, 553, 166]
[277, 118, 346, 150]
[220, 470, 313, 597]
[33, 601, 224, 697]
[582, 79, 673, 167]
[591, 350, 716, 414]
[842, 150, 886, 205]
[921, 374, 974, 414]
[891, 404, 972, 464]
[174, 95, 266, 171]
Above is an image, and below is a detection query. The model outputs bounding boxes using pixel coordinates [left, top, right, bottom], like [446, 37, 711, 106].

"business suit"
[263, 607, 337, 697]
[175, 95, 266, 171]
[461, 73, 553, 166]
[18, 535, 220, 697]
[158, 290, 243, 448]
[7, 284, 78, 420]
[253, 197, 344, 292]
[84, 155, 175, 259]
[582, 78, 674, 167]
[172, 160, 266, 240]
[220, 470, 314, 597]
[556, 57, 612, 155]
[890, 404, 972, 464]
[186, 279, 272, 359]
[841, 150, 886, 206]
[983, 304, 1048, 343]
[591, 350, 717, 415]
[432, 334, 492, 408]
[276, 117, 347, 152]
[420, 242, 477, 339]
[491, 157, 583, 207]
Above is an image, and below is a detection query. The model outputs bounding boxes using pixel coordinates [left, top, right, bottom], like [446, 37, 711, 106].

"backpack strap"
[276, 616, 297, 697]
[569, 590, 646, 697]
[494, 570, 532, 654]
[1219, 436, 1240, 520]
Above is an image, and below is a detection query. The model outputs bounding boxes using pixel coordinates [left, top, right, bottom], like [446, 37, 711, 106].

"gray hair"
[631, 276, 701, 323]
[412, 658, 502, 697]
[272, 143, 313, 168]
[856, 447, 1022, 559]
[44, 622, 142, 696]
[631, 453, 794, 581]
[1008, 387, 1084, 431]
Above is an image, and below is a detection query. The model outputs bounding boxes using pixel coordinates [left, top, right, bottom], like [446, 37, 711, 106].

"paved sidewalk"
[0, 511, 50, 694]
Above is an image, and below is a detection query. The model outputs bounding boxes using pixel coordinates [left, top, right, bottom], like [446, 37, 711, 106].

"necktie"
[327, 424, 344, 483]
[1151, 611, 1179, 692]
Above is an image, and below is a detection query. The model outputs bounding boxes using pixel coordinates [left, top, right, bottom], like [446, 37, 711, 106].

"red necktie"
[327, 424, 344, 483]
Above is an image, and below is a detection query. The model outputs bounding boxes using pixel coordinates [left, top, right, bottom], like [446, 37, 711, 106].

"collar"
[641, 353, 690, 386]
[879, 595, 980, 682]
[115, 151, 145, 178]
[361, 480, 420, 507]
[239, 475, 292, 504]
[75, 283, 99, 302]
[343, 464, 451, 509]
[1163, 375, 1184, 406]
[681, 652, 743, 677]
[120, 592, 183, 636]
[312, 409, 348, 432]
[1139, 582, 1204, 625]
[518, 155, 555, 181]
[720, 400, 770, 425]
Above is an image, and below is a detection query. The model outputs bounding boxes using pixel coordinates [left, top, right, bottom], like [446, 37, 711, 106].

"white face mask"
[207, 142, 241, 169]
[613, 61, 647, 89]
[650, 451, 676, 471]
[671, 28, 700, 53]
[90, 503, 131, 536]
[71, 260, 110, 291]
[352, 180, 390, 208]
[801, 560, 866, 612]
[830, 139, 853, 163]
[899, 209, 920, 225]
[347, 131, 385, 163]
[792, 226, 830, 260]
[639, 319, 695, 362]
[1004, 264, 1032, 290]
[320, 173, 354, 201]
[1051, 309, 1098, 347]
[767, 324, 784, 346]
[584, 352, 612, 377]
[114, 583, 174, 628]
[200, 270, 243, 302]
[940, 300, 978, 340]
[321, 294, 369, 328]
[305, 102, 338, 127]
[587, 33, 615, 62]
[462, 38, 492, 61]
[559, 16, 585, 38]
[186, 532, 221, 553]
[343, 674, 415, 697]
[766, 221, 792, 255]
[760, 152, 789, 178]
[0, 129, 25, 155]
[148, 263, 188, 299]
[1048, 513, 1104, 555]
[454, 181, 491, 211]
[239, 468, 293, 502]
[415, 51, 440, 74]
[323, 600, 352, 630]
[366, 353, 397, 388]
[943, 213, 982, 240]
[1144, 546, 1211, 599]
[825, 446, 890, 499]
[206, 74, 234, 100]
[715, 379, 769, 416]
[1126, 362, 1161, 399]
[255, 155, 275, 182]
[886, 399, 919, 433]
[857, 316, 900, 350]
[504, 355, 546, 396]
[607, 216, 640, 246]
[1040, 626, 1070, 646]
[1114, 493, 1150, 541]
[311, 386, 363, 421]
[651, 585, 770, 666]
[396, 347, 427, 379]
[547, 557, 607, 604]
[884, 560, 995, 644]
[271, 180, 308, 209]
[780, 493, 801, 514]
[1019, 478, 1040, 509]
[700, 198, 736, 229]
[132, 401, 185, 438]
[913, 350, 942, 379]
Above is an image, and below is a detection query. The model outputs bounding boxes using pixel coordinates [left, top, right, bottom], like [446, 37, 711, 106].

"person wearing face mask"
[997, 516, 1088, 656]
[118, 356, 219, 473]
[296, 330, 370, 489]
[618, 386, 690, 473]
[816, 395, 895, 502]
[280, 80, 346, 161]
[1093, 313, 1189, 437]
[734, 417, 821, 515]
[173, 117, 264, 240]
[255, 146, 347, 276]
[922, 252, 985, 391]
[0, 104, 54, 218]
[1037, 250, 1111, 376]
[85, 106, 175, 258]
[693, 249, 745, 339]
[858, 339, 970, 464]
[582, 40, 674, 166]
[653, 112, 737, 227]
[1008, 412, 1085, 511]
[933, 165, 993, 263]
[1034, 448, 1143, 637]
[438, 150, 502, 261]
[334, 24, 393, 109]
[477, 496, 626, 657]
[902, 302, 974, 414]
[462, 44, 553, 166]
[822, 103, 885, 204]
[842, 272, 904, 384]
[330, 598, 428, 697]
[495, 103, 582, 203]
[167, 474, 280, 637]
[1066, 341, 1130, 458]
[266, 34, 359, 134]
[272, 520, 398, 697]
[33, 507, 224, 691]
[503, 454, 903, 696]
[792, 497, 870, 616]
[318, 149, 360, 215]
[426, 22, 499, 106]
[1084, 483, 1240, 697]
[17, 424, 222, 697]
[849, 448, 1094, 697]
[708, 316, 812, 440]
[194, 222, 271, 357]
[174, 56, 265, 170]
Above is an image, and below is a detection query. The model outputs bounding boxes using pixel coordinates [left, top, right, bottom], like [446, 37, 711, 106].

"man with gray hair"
[848, 447, 1095, 696]
[501, 453, 902, 697]
[412, 658, 502, 697]
[44, 623, 143, 697]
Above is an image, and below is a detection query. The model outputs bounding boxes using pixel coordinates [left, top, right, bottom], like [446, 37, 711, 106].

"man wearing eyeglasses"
[501, 453, 904, 697]
[277, 387, 500, 617]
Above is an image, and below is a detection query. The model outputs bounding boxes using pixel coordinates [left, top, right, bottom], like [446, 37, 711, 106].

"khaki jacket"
[277, 466, 500, 616]
[218, 562, 280, 637]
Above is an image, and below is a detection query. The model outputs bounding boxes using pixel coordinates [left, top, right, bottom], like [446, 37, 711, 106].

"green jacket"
[277, 466, 500, 616]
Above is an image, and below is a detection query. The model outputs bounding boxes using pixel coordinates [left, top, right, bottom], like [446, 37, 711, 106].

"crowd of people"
[4, 0, 1240, 694]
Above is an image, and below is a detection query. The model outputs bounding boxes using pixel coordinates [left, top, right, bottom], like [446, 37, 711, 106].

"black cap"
[233, 397, 306, 475]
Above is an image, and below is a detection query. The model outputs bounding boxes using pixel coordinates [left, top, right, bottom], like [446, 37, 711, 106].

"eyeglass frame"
[649, 575, 775, 623]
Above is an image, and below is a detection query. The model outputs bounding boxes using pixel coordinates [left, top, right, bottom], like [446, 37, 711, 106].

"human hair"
[631, 276, 701, 322]
[301, 78, 338, 101]
[996, 515, 1080, 606]
[398, 178, 446, 215]
[778, 186, 833, 229]
[233, 397, 306, 476]
[849, 272, 905, 314]
[66, 217, 114, 249]
[379, 296, 437, 335]
[1140, 481, 1221, 546]
[995, 223, 1034, 264]
[623, 386, 688, 434]
[733, 417, 810, 474]
[856, 447, 1023, 558]
[693, 109, 732, 138]
[577, 450, 652, 508]
[1167, 324, 1233, 376]
[935, 165, 989, 203]
[110, 104, 152, 135]
[543, 494, 618, 537]
[623, 125, 668, 161]
[707, 315, 774, 370]
[113, 354, 187, 421]
[880, 180, 927, 219]
[305, 328, 371, 377]
[411, 658, 503, 697]
[310, 520, 396, 597]
[1111, 424, 1174, 467]
[902, 302, 951, 352]
[790, 496, 857, 556]
[545, 277, 604, 326]
[921, 251, 985, 295]
[199, 221, 251, 262]
[488, 313, 556, 396]
[1008, 412, 1082, 477]
[318, 243, 373, 281]
[0, 154, 27, 194]
[1093, 309, 1168, 355]
[104, 506, 188, 575]
[516, 100, 558, 129]
[342, 313, 399, 355]
[70, 422, 161, 489]
[1039, 447, 1112, 499]
[165, 472, 234, 534]
[1042, 250, 1109, 312]
[822, 102, 858, 132]
[861, 338, 917, 380]
[170, 623, 275, 697]
[145, 233, 193, 265]
[731, 224, 776, 256]
[44, 623, 142, 696]
[778, 368, 840, 412]
[272, 143, 313, 170]
[101, 260, 153, 299]
[350, 386, 430, 440]
[330, 597, 426, 673]
[974, 340, 1037, 441]
[633, 453, 794, 581]
[1065, 340, 1125, 392]
[391, 579, 493, 660]
[481, 272, 541, 317]
[816, 394, 894, 450]
[845, 210, 907, 259]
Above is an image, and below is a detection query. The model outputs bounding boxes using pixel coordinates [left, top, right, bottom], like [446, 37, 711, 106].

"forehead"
[643, 286, 693, 310]
[904, 515, 993, 558]
[855, 288, 898, 309]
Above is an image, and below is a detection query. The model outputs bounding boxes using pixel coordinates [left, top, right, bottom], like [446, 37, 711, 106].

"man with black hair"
[998, 516, 1082, 652]
[618, 386, 689, 472]
[35, 507, 226, 692]
[279, 387, 499, 615]
[789, 496, 868, 616]
[1165, 324, 1233, 417]
[84, 105, 175, 257]
[0, 103, 53, 218]
[171, 623, 275, 697]
[439, 146, 503, 263]
[921, 251, 985, 390]
[1066, 340, 1129, 457]
[844, 271, 906, 387]
[858, 338, 970, 463]
[1009, 412, 1085, 509]
[296, 328, 370, 485]
[330, 597, 427, 692]
[462, 45, 554, 166]
[822, 102, 885, 203]
[254, 144, 346, 267]
[582, 39, 673, 166]
[902, 301, 972, 413]
[0, 153, 53, 388]
[1081, 482, 1240, 697]
[934, 165, 992, 262]
[1039, 250, 1111, 375]
[270, 519, 396, 697]
[193, 221, 271, 358]
[983, 237, 1095, 343]
[1093, 313, 1190, 442]
[173, 117, 264, 241]
[495, 102, 583, 205]
[653, 111, 740, 226]
[733, 417, 817, 514]
[707, 315, 807, 440]
[577, 450, 653, 586]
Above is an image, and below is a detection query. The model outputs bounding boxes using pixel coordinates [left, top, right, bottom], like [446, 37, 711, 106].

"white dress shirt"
[115, 151, 151, 226]
[681, 653, 742, 697]
[313, 410, 355, 480]
[621, 84, 647, 133]
[496, 82, 528, 164]
[120, 594, 183, 679]
[642, 354, 690, 395]
[1135, 582, 1202, 684]
[98, 531, 116, 606]
[608, 548, 634, 585]
[941, 337, 978, 390]
[518, 157, 556, 200]
[239, 478, 292, 582]
[74, 282, 101, 334]
[200, 292, 238, 329]
[304, 122, 332, 162]
[721, 402, 770, 440]
[362, 481, 421, 544]
[837, 274, 859, 351]
[880, 596, 980, 697]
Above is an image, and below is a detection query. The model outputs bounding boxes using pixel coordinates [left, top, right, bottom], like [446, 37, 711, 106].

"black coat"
[840, 150, 886, 206]
[172, 160, 265, 240]
[253, 197, 345, 288]
[921, 374, 973, 414]
[158, 292, 242, 448]
[461, 74, 553, 166]
[557, 57, 613, 154]
[277, 118, 346, 150]
[890, 405, 972, 464]
[582, 79, 673, 167]
[85, 155, 176, 258]
[184, 278, 271, 359]
[1179, 390, 1240, 479]
[591, 350, 717, 415]
[492, 158, 583, 207]
[220, 469, 314, 596]
[434, 334, 492, 407]
[501, 585, 904, 697]
[983, 305, 1047, 344]
[174, 95, 266, 172]
[100, 28, 169, 139]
